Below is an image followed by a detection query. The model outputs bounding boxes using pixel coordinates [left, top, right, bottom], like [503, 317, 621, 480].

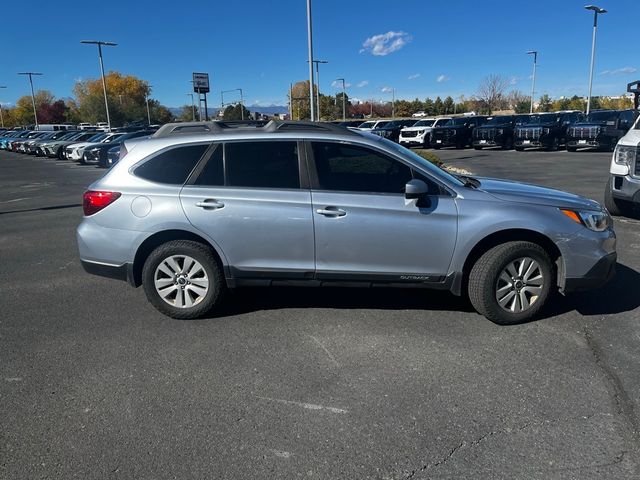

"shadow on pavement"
[212, 263, 640, 322]
[0, 203, 82, 215]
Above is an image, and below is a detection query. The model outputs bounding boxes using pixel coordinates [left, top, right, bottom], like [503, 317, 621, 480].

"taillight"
[83, 190, 121, 216]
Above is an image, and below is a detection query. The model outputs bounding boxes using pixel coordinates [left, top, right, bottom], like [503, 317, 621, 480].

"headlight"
[560, 209, 611, 232]
[614, 145, 637, 166]
[417, 129, 426, 135]
[496, 128, 504, 134]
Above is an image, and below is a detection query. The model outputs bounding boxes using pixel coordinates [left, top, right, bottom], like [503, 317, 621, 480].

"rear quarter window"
[134, 144, 208, 184]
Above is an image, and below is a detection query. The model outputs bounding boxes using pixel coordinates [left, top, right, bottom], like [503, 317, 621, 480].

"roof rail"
[153, 120, 360, 138]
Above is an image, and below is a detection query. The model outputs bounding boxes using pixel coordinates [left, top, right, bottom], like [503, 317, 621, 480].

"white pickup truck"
[399, 117, 451, 148]
[605, 114, 640, 216]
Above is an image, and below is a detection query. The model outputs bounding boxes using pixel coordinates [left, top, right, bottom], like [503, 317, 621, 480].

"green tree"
[537, 94, 552, 112]
[443, 96, 455, 115]
[177, 104, 197, 122]
[433, 96, 444, 115]
[423, 97, 434, 115]
[222, 103, 250, 121]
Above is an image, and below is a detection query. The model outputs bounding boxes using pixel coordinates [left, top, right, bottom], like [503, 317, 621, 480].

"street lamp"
[81, 40, 117, 131]
[187, 93, 196, 121]
[336, 78, 346, 121]
[526, 51, 537, 114]
[311, 60, 327, 119]
[584, 5, 607, 115]
[145, 84, 152, 126]
[17, 72, 42, 129]
[0, 86, 6, 128]
[306, 0, 315, 121]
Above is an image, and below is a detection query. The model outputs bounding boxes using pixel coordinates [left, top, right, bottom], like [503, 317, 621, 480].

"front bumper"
[611, 174, 640, 204]
[566, 138, 609, 149]
[472, 138, 506, 148]
[399, 134, 427, 146]
[564, 252, 616, 292]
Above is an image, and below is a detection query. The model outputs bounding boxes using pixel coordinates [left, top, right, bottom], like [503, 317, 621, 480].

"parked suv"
[605, 115, 640, 216]
[399, 117, 451, 148]
[566, 109, 638, 152]
[78, 121, 616, 325]
[472, 114, 530, 150]
[514, 111, 582, 151]
[370, 119, 418, 142]
[431, 116, 488, 149]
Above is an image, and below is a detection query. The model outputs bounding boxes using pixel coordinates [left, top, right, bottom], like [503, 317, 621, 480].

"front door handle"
[316, 207, 346, 217]
[195, 199, 225, 210]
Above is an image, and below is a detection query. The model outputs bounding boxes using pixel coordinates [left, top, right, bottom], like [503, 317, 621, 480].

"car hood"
[476, 123, 511, 129]
[477, 177, 601, 210]
[517, 123, 556, 128]
[618, 128, 640, 147]
[572, 121, 612, 127]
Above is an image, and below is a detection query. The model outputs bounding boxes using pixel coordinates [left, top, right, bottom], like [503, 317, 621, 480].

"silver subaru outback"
[77, 121, 616, 324]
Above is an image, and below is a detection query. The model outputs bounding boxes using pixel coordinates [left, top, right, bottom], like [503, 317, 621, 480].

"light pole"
[17, 72, 42, 129]
[391, 88, 396, 117]
[0, 86, 6, 128]
[336, 78, 346, 121]
[306, 0, 315, 121]
[585, 5, 607, 115]
[311, 60, 327, 119]
[526, 51, 537, 114]
[145, 84, 152, 126]
[187, 93, 196, 121]
[81, 40, 117, 131]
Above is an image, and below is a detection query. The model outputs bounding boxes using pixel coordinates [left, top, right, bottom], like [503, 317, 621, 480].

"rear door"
[180, 140, 315, 279]
[307, 141, 458, 282]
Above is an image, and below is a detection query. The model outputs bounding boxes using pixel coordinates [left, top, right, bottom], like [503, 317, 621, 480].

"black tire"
[546, 138, 559, 151]
[433, 145, 441, 150]
[468, 241, 554, 325]
[473, 146, 482, 150]
[142, 240, 225, 319]
[514, 146, 524, 152]
[422, 134, 431, 148]
[566, 146, 577, 152]
[57, 147, 64, 160]
[604, 177, 632, 217]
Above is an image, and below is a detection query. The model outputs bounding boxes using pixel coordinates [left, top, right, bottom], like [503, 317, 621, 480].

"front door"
[308, 141, 458, 282]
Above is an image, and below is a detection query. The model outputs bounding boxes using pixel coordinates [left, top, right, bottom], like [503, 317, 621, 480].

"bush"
[414, 150, 443, 167]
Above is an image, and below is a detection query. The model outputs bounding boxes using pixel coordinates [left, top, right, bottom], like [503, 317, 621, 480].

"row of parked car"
[336, 109, 639, 152]
[0, 127, 155, 167]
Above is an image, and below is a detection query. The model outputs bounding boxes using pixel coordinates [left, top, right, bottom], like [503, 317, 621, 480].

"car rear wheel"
[142, 240, 225, 319]
[468, 241, 554, 325]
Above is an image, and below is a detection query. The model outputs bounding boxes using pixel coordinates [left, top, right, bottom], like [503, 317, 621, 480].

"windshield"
[585, 111, 618, 122]
[87, 133, 107, 142]
[443, 118, 469, 126]
[358, 121, 375, 129]
[484, 116, 513, 125]
[104, 134, 124, 143]
[526, 114, 557, 124]
[515, 115, 530, 125]
[413, 119, 435, 127]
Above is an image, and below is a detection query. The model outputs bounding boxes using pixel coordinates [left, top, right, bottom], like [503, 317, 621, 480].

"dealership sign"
[192, 72, 210, 94]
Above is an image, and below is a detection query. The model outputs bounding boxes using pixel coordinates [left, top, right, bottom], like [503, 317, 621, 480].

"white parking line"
[0, 197, 30, 204]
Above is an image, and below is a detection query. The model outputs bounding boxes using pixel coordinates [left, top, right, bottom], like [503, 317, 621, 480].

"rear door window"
[225, 141, 300, 189]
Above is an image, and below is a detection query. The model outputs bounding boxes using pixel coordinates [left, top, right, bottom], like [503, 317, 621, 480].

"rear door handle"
[195, 199, 225, 210]
[316, 207, 346, 217]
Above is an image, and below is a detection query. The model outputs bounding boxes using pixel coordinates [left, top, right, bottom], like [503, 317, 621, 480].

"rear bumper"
[564, 252, 616, 292]
[81, 259, 136, 286]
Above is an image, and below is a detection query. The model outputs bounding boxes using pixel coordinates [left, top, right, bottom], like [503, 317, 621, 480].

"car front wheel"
[468, 241, 554, 325]
[142, 240, 225, 319]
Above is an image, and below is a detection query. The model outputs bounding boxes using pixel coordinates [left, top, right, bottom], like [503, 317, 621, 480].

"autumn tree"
[177, 104, 197, 122]
[475, 75, 510, 114]
[289, 80, 317, 120]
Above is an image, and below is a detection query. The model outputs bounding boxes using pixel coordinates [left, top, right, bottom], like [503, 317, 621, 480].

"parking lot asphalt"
[1, 149, 640, 479]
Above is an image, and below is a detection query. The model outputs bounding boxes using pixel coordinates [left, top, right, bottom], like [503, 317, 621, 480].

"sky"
[0, 0, 638, 108]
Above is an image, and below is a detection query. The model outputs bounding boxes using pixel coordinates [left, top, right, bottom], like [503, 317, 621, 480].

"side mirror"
[405, 179, 429, 199]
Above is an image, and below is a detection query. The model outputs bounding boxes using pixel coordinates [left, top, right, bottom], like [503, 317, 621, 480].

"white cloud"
[407, 73, 421, 80]
[381, 86, 393, 93]
[361, 31, 411, 56]
[509, 76, 519, 85]
[436, 74, 449, 83]
[599, 67, 637, 76]
[331, 80, 352, 88]
[357, 80, 369, 88]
